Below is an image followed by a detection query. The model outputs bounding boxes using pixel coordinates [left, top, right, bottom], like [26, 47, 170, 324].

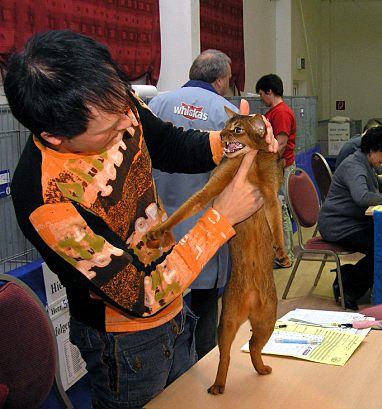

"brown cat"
[147, 107, 290, 394]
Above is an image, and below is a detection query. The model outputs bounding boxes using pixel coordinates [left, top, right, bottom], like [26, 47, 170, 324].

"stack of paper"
[241, 309, 375, 366]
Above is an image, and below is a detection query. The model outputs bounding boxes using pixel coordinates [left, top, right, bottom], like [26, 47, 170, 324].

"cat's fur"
[147, 108, 290, 394]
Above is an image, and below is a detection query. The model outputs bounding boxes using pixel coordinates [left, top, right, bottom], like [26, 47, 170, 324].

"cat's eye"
[234, 127, 242, 134]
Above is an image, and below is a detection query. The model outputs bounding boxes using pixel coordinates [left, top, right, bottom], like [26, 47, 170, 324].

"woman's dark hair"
[4, 30, 131, 141]
[363, 118, 382, 133]
[360, 126, 382, 154]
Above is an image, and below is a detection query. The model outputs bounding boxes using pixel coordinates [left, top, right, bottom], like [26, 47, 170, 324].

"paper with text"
[241, 322, 365, 366]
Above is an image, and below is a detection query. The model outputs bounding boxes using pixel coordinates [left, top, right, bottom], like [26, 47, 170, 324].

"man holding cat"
[149, 49, 238, 360]
[256, 73, 297, 268]
[5, 31, 278, 408]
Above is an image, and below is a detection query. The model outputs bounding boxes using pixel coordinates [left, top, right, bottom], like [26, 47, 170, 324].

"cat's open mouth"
[224, 141, 245, 154]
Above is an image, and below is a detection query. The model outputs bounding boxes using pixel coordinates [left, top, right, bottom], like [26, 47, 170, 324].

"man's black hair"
[255, 73, 284, 97]
[360, 126, 382, 153]
[4, 30, 131, 141]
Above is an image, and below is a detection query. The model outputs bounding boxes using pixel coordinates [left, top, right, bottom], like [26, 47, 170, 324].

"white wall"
[292, 0, 322, 97]
[242, 0, 276, 95]
[156, 0, 278, 97]
[322, 1, 382, 126]
[155, 0, 382, 127]
[156, 0, 200, 92]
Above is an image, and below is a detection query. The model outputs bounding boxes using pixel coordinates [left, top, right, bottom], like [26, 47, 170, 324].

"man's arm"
[28, 151, 264, 319]
[275, 132, 288, 157]
[137, 96, 277, 173]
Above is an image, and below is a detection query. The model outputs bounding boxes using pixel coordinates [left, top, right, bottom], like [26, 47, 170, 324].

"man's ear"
[40, 132, 63, 146]
[211, 77, 222, 93]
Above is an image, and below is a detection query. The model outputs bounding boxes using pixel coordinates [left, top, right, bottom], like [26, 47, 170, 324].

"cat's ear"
[224, 106, 237, 119]
[250, 114, 267, 137]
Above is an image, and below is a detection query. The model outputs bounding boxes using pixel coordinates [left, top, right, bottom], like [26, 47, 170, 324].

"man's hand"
[239, 99, 278, 154]
[212, 150, 264, 226]
[262, 116, 279, 154]
[239, 99, 250, 115]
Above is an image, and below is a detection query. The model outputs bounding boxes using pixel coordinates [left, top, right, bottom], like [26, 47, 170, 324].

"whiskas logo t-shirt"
[173, 103, 208, 121]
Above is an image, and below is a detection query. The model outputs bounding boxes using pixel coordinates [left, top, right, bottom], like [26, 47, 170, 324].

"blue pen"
[274, 338, 321, 345]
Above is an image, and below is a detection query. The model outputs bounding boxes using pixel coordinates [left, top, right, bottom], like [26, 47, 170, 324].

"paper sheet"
[279, 308, 372, 335]
[241, 322, 365, 366]
[244, 330, 324, 359]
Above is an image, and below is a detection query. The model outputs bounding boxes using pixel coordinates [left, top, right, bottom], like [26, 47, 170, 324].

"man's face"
[258, 90, 273, 107]
[51, 107, 133, 153]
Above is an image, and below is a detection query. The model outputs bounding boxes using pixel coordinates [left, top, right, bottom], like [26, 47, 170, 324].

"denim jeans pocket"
[119, 331, 173, 405]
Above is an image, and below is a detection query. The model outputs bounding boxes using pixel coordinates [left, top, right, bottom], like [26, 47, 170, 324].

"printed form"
[241, 309, 371, 366]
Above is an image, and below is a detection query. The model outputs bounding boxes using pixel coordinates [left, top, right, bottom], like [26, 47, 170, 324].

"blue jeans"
[190, 288, 219, 359]
[69, 305, 198, 409]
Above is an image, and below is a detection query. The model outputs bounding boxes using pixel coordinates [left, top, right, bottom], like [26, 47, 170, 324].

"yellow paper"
[373, 205, 382, 212]
[242, 321, 365, 366]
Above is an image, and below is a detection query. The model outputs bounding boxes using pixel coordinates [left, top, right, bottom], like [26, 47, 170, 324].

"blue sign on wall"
[0, 170, 11, 198]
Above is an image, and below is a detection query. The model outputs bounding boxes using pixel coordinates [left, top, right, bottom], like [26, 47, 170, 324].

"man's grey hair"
[189, 49, 231, 83]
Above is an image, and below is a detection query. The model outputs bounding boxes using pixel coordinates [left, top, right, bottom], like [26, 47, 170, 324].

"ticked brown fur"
[147, 108, 290, 394]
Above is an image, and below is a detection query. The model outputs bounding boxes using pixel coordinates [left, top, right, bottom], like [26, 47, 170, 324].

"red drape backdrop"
[199, 0, 245, 94]
[0, 0, 161, 84]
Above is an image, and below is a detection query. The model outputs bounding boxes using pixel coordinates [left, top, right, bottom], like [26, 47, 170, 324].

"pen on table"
[274, 338, 321, 345]
[331, 321, 382, 329]
[253, 324, 287, 332]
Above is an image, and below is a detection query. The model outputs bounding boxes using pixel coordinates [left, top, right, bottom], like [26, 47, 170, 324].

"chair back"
[0, 274, 73, 409]
[311, 152, 333, 203]
[286, 168, 321, 248]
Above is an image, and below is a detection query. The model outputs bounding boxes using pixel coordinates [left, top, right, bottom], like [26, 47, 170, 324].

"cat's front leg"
[145, 189, 214, 248]
[146, 161, 238, 248]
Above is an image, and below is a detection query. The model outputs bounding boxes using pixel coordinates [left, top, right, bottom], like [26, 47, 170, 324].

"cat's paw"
[145, 228, 173, 249]
[257, 364, 272, 375]
[207, 383, 225, 395]
[279, 257, 291, 267]
[274, 250, 291, 267]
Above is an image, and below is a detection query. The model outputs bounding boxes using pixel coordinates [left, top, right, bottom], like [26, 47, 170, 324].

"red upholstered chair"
[311, 152, 333, 237]
[281, 168, 354, 309]
[0, 384, 9, 409]
[311, 152, 333, 204]
[0, 274, 73, 409]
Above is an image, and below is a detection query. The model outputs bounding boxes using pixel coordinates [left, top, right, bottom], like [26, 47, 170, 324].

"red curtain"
[0, 0, 161, 84]
[199, 0, 245, 94]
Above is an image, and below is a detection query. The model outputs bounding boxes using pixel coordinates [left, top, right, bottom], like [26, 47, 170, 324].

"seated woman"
[318, 126, 382, 310]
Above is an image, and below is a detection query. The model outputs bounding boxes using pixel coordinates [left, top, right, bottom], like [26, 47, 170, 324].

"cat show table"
[144, 319, 382, 409]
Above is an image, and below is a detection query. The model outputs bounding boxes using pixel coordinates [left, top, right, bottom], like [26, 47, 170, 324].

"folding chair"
[311, 152, 333, 236]
[282, 168, 355, 309]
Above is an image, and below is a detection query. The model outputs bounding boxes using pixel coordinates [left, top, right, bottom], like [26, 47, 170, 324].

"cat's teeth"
[225, 142, 244, 153]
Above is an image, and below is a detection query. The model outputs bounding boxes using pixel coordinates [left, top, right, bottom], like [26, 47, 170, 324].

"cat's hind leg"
[208, 286, 250, 395]
[247, 297, 277, 375]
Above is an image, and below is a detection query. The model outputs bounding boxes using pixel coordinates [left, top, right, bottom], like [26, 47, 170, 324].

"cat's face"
[220, 108, 268, 158]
